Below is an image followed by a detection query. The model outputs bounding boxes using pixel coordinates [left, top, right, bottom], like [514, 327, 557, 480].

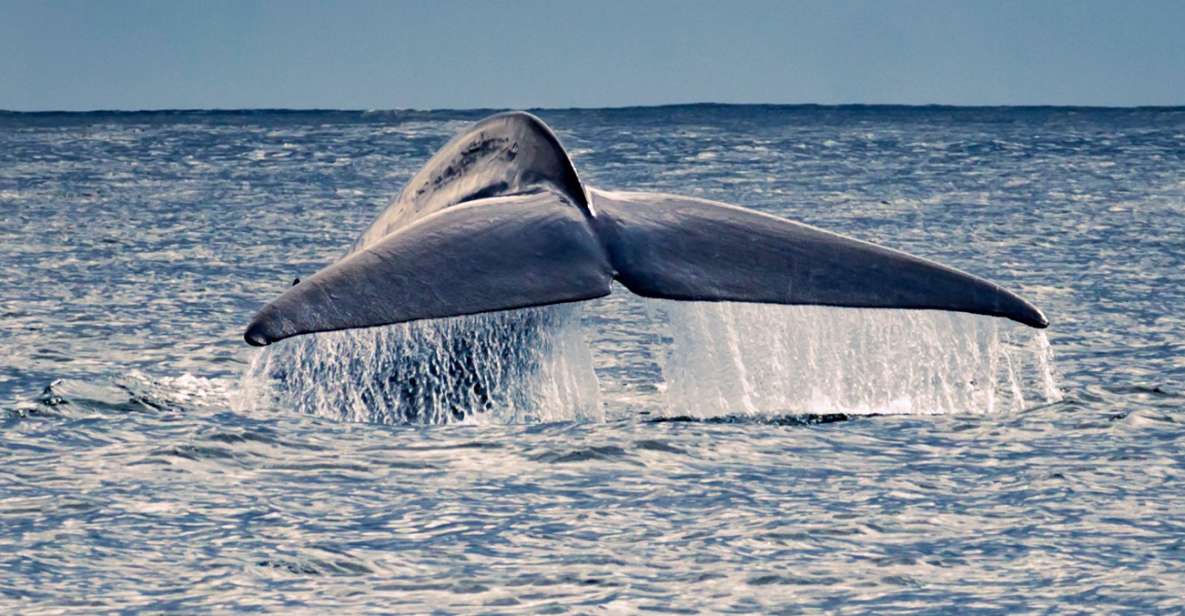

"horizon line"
[3, 101, 1184, 114]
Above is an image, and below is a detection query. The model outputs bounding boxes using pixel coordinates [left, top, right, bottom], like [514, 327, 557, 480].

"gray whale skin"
[244, 111, 1047, 347]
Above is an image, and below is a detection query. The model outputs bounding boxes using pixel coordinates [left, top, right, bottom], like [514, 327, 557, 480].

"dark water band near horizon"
[2, 105, 1184, 613]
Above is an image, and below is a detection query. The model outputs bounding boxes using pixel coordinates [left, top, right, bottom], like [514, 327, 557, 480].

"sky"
[1, 0, 1182, 111]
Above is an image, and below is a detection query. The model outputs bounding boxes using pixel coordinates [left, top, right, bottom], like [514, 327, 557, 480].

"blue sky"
[2, 0, 1182, 110]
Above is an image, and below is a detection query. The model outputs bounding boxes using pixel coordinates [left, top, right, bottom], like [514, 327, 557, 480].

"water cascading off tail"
[238, 305, 602, 424]
[651, 302, 1060, 418]
[239, 301, 1059, 425]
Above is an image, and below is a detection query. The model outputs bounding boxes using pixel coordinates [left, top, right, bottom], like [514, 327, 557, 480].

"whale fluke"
[589, 190, 1049, 329]
[244, 111, 1047, 346]
[244, 192, 612, 346]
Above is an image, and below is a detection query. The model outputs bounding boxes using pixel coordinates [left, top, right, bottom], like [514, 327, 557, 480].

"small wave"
[647, 413, 855, 426]
[5, 372, 235, 423]
[530, 445, 634, 465]
[150, 443, 240, 462]
[256, 554, 374, 577]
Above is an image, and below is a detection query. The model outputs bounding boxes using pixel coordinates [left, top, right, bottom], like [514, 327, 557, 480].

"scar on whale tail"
[244, 111, 1047, 347]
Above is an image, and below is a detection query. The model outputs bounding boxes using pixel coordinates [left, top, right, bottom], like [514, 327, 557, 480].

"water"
[2, 105, 1183, 612]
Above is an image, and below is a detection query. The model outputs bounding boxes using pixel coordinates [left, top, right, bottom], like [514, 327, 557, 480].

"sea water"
[2, 106, 1183, 612]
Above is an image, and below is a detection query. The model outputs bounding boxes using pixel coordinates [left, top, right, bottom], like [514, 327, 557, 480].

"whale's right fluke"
[590, 189, 1048, 329]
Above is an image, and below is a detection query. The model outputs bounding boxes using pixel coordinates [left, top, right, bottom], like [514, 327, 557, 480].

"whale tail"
[244, 112, 1047, 346]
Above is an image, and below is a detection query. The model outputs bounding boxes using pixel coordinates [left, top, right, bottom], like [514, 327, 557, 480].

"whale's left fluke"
[244, 111, 1048, 346]
[244, 192, 612, 346]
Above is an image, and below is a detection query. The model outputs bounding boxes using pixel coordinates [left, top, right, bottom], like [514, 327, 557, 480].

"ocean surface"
[2, 105, 1183, 613]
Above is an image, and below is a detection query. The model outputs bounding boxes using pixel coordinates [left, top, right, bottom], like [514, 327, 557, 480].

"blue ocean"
[2, 105, 1183, 613]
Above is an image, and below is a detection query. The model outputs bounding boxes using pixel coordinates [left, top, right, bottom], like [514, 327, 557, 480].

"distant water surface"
[2, 105, 1184, 612]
